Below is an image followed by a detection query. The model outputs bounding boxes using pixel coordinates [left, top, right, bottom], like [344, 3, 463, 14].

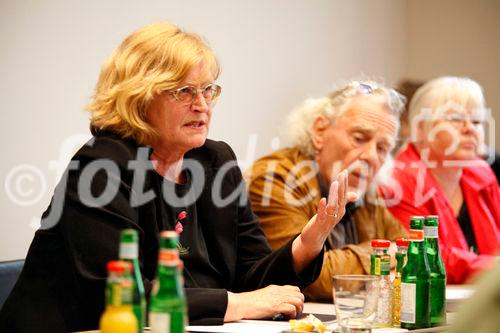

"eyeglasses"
[169, 84, 222, 105]
[441, 113, 485, 129]
[329, 81, 381, 98]
[327, 81, 405, 114]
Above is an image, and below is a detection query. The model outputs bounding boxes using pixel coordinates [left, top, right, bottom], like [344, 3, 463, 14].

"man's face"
[313, 95, 398, 194]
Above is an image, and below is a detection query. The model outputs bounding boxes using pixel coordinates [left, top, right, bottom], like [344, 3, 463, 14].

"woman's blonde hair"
[87, 22, 220, 145]
[286, 80, 405, 158]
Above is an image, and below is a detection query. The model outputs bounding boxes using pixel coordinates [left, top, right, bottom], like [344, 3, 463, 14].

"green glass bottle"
[119, 229, 146, 333]
[424, 215, 447, 327]
[149, 231, 187, 333]
[401, 216, 431, 329]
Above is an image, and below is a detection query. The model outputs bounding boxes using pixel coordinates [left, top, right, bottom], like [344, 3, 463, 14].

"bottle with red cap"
[99, 261, 138, 333]
[424, 215, 446, 326]
[149, 230, 187, 333]
[370, 239, 392, 327]
[392, 238, 409, 326]
[401, 216, 431, 329]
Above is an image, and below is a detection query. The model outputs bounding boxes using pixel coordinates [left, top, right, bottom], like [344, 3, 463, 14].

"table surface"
[79, 284, 473, 333]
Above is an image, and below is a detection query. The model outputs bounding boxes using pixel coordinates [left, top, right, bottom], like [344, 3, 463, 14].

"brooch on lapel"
[175, 210, 190, 255]
[175, 210, 187, 234]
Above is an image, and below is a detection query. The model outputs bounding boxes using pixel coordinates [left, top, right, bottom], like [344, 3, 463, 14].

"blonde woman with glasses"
[0, 22, 358, 332]
[380, 76, 500, 284]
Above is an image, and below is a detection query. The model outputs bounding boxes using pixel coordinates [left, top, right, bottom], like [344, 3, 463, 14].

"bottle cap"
[120, 228, 138, 242]
[424, 215, 439, 226]
[409, 216, 425, 229]
[371, 239, 391, 248]
[396, 238, 410, 247]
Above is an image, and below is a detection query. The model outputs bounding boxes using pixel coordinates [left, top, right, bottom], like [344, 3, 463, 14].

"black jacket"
[0, 132, 322, 332]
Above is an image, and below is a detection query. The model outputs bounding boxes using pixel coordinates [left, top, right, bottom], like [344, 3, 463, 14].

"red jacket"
[380, 144, 500, 284]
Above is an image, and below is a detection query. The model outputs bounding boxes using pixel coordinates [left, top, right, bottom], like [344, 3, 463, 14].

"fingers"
[338, 170, 347, 210]
[317, 197, 327, 220]
[282, 285, 305, 302]
[346, 191, 359, 203]
[282, 285, 302, 292]
[326, 180, 339, 216]
[325, 170, 351, 219]
[271, 285, 304, 318]
[277, 302, 298, 318]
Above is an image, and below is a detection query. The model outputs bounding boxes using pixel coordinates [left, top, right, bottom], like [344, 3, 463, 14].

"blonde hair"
[87, 22, 220, 145]
[407, 76, 485, 142]
[286, 80, 405, 157]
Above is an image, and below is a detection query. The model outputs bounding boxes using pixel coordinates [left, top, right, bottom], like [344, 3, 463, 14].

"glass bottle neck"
[372, 248, 389, 254]
[406, 233, 427, 266]
[424, 224, 441, 254]
[156, 264, 183, 296]
[119, 242, 139, 260]
[106, 276, 133, 306]
[405, 238, 430, 275]
[395, 252, 406, 273]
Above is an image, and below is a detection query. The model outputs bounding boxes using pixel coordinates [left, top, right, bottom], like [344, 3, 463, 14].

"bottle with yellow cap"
[99, 260, 138, 333]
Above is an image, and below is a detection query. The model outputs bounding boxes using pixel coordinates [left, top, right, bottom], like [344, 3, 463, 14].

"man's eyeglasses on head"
[170, 84, 222, 105]
[329, 81, 384, 101]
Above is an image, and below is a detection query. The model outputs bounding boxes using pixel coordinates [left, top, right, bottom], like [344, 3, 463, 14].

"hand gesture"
[292, 170, 358, 272]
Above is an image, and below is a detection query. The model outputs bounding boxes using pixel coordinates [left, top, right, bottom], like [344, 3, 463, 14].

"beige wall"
[406, 0, 500, 151]
[0, 0, 498, 261]
[0, 0, 408, 261]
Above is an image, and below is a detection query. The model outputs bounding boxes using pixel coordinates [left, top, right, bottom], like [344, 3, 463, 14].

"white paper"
[187, 320, 288, 333]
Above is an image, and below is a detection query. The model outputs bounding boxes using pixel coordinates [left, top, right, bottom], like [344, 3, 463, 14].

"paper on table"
[446, 286, 474, 301]
[446, 285, 475, 312]
[187, 320, 408, 333]
[187, 320, 288, 333]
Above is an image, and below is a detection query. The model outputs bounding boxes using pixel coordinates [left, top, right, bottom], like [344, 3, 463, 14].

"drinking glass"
[333, 275, 379, 333]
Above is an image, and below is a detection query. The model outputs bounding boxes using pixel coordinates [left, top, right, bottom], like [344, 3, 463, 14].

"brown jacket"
[247, 148, 408, 300]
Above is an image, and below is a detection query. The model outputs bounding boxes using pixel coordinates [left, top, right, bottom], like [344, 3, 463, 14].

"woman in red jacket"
[380, 76, 500, 284]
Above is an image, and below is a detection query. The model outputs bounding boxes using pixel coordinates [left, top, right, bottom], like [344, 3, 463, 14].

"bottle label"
[380, 255, 390, 275]
[409, 229, 424, 242]
[110, 283, 121, 306]
[120, 280, 133, 304]
[424, 226, 438, 238]
[119, 243, 138, 259]
[107, 279, 133, 306]
[400, 282, 416, 323]
[371, 255, 391, 275]
[371, 256, 381, 275]
[159, 249, 179, 266]
[150, 312, 170, 333]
